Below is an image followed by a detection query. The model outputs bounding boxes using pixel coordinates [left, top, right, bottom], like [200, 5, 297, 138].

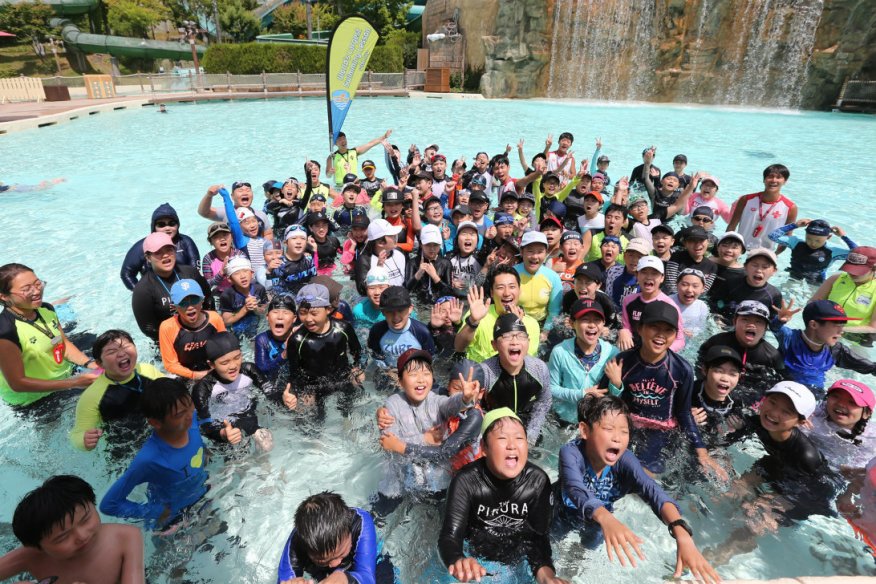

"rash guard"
[158, 312, 226, 379]
[772, 324, 876, 391]
[192, 363, 275, 442]
[288, 319, 362, 394]
[480, 356, 552, 443]
[367, 318, 435, 370]
[768, 224, 857, 283]
[514, 263, 563, 329]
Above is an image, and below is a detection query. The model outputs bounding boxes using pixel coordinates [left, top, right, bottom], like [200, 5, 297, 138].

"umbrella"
[0, 31, 17, 37]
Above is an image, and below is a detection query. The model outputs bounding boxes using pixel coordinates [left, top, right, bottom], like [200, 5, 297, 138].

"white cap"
[420, 224, 442, 246]
[456, 221, 479, 234]
[520, 230, 548, 248]
[284, 225, 308, 240]
[636, 255, 664, 274]
[236, 207, 256, 221]
[718, 231, 745, 247]
[226, 256, 252, 276]
[765, 381, 816, 418]
[626, 237, 653, 256]
[367, 218, 403, 242]
[365, 265, 391, 286]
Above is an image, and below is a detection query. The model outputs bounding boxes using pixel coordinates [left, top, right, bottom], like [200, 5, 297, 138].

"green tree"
[220, 0, 261, 42]
[271, 1, 336, 37]
[0, 1, 55, 47]
[105, 0, 172, 38]
[334, 0, 411, 38]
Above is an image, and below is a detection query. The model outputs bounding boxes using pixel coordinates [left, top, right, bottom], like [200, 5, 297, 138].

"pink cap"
[829, 379, 876, 409]
[143, 232, 175, 254]
[699, 175, 720, 189]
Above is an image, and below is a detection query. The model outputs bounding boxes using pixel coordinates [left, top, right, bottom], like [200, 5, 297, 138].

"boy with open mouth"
[690, 345, 745, 446]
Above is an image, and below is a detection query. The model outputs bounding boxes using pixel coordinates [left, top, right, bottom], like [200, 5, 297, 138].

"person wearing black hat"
[467, 189, 494, 237]
[641, 148, 690, 223]
[690, 345, 745, 446]
[326, 129, 392, 188]
[333, 182, 368, 233]
[193, 332, 275, 451]
[304, 211, 341, 275]
[650, 223, 675, 266]
[671, 154, 692, 189]
[367, 286, 436, 378]
[598, 300, 725, 478]
[359, 159, 382, 197]
[340, 212, 370, 277]
[254, 295, 296, 383]
[663, 226, 717, 295]
[381, 186, 416, 254]
[767, 218, 858, 284]
[561, 263, 617, 330]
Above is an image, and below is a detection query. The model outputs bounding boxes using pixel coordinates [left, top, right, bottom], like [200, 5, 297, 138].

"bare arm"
[0, 339, 97, 393]
[843, 302, 876, 334]
[517, 139, 529, 172]
[726, 195, 747, 232]
[197, 185, 222, 221]
[515, 169, 541, 192]
[119, 525, 146, 584]
[410, 188, 423, 233]
[355, 129, 392, 155]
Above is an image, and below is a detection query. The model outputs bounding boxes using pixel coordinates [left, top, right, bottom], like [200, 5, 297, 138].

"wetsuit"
[333, 204, 368, 230]
[663, 251, 717, 294]
[158, 311, 226, 380]
[708, 264, 745, 305]
[367, 318, 435, 370]
[689, 380, 747, 449]
[100, 410, 208, 528]
[192, 363, 275, 442]
[254, 331, 288, 382]
[131, 266, 214, 342]
[314, 235, 342, 272]
[772, 324, 876, 392]
[731, 415, 825, 475]
[708, 274, 783, 321]
[806, 406, 876, 470]
[69, 363, 163, 450]
[629, 163, 661, 190]
[449, 253, 482, 299]
[270, 253, 318, 296]
[438, 458, 555, 579]
[218, 283, 268, 336]
[277, 508, 377, 584]
[768, 224, 857, 284]
[288, 319, 362, 395]
[0, 303, 73, 407]
[696, 332, 787, 402]
[480, 356, 552, 443]
[386, 215, 416, 254]
[404, 254, 454, 305]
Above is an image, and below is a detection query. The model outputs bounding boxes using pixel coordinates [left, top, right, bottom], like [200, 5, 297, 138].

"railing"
[835, 79, 876, 112]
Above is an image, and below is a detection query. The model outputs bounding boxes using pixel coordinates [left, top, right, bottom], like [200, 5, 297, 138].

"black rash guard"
[192, 363, 275, 442]
[130, 265, 214, 342]
[438, 458, 555, 578]
[287, 319, 362, 394]
[314, 235, 342, 269]
[696, 332, 787, 404]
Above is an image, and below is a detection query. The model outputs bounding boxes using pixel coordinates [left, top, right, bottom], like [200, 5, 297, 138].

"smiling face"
[492, 330, 529, 369]
[311, 221, 330, 240]
[267, 307, 295, 338]
[734, 314, 767, 347]
[759, 393, 801, 434]
[286, 236, 307, 256]
[825, 389, 870, 430]
[502, 198, 518, 214]
[522, 243, 547, 273]
[517, 200, 533, 216]
[240, 216, 260, 237]
[652, 232, 674, 255]
[232, 185, 253, 207]
[309, 200, 326, 214]
[543, 178, 560, 195]
[573, 275, 599, 299]
[562, 238, 582, 261]
[174, 297, 204, 326]
[97, 337, 138, 381]
[491, 273, 521, 312]
[591, 177, 605, 191]
[38, 502, 101, 560]
[716, 240, 744, 264]
[474, 152, 489, 172]
[383, 306, 412, 331]
[581, 410, 630, 471]
[661, 175, 680, 191]
[399, 359, 433, 405]
[704, 361, 741, 402]
[211, 349, 243, 382]
[366, 283, 389, 307]
[745, 257, 776, 287]
[483, 417, 528, 480]
[604, 210, 624, 234]
[373, 235, 396, 255]
[573, 312, 604, 347]
[636, 266, 663, 296]
[638, 321, 675, 357]
[469, 199, 488, 220]
[384, 201, 403, 219]
[677, 274, 704, 305]
[425, 201, 444, 224]
[350, 226, 368, 244]
[700, 180, 718, 198]
[763, 171, 786, 194]
[2, 270, 44, 311]
[684, 237, 707, 261]
[153, 216, 179, 239]
[493, 161, 509, 180]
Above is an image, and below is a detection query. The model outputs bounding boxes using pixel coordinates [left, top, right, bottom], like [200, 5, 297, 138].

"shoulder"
[525, 355, 549, 373]
[524, 461, 551, 485]
[207, 311, 225, 328]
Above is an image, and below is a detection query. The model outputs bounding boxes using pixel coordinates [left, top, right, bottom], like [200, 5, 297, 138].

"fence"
[0, 77, 47, 103]
[835, 79, 876, 112]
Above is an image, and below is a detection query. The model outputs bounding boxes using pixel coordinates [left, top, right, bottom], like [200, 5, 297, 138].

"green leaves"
[202, 41, 403, 74]
[0, 1, 55, 43]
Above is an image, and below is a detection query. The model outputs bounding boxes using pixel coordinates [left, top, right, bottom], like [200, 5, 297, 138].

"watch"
[667, 518, 692, 539]
[465, 315, 479, 329]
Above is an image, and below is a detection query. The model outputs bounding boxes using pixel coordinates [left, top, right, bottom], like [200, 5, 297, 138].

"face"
[264, 248, 282, 265]
[518, 200, 534, 215]
[763, 171, 786, 192]
[581, 411, 629, 468]
[373, 235, 396, 255]
[343, 189, 358, 205]
[230, 269, 252, 290]
[456, 227, 478, 254]
[532, 157, 547, 172]
[501, 198, 518, 214]
[312, 221, 330, 239]
[469, 199, 488, 219]
[522, 243, 547, 273]
[745, 257, 776, 286]
[496, 223, 514, 241]
[759, 393, 801, 433]
[38, 502, 101, 560]
[493, 161, 509, 179]
[826, 389, 870, 429]
[700, 180, 718, 198]
[147, 244, 177, 273]
[447, 377, 464, 396]
[282, 182, 299, 197]
[432, 301, 453, 327]
[623, 250, 643, 273]
[154, 216, 179, 239]
[350, 226, 368, 243]
[366, 284, 389, 306]
[636, 266, 663, 295]
[335, 135, 348, 150]
[630, 202, 649, 221]
[735, 314, 767, 347]
[308, 164, 321, 182]
[267, 307, 295, 338]
[583, 196, 600, 214]
[543, 178, 560, 195]
[573, 276, 599, 299]
[591, 178, 605, 191]
[297, 306, 330, 332]
[704, 362, 740, 401]
[363, 166, 375, 178]
[232, 185, 253, 207]
[475, 153, 489, 171]
[805, 233, 829, 249]
[717, 240, 744, 263]
[675, 275, 704, 304]
[212, 349, 243, 382]
[673, 160, 686, 172]
[691, 214, 714, 231]
[424, 147, 436, 160]
[210, 232, 232, 253]
[240, 216, 259, 237]
[309, 200, 326, 214]
[483, 418, 528, 480]
[684, 237, 708, 260]
[174, 296, 204, 326]
[432, 159, 446, 175]
[604, 211, 624, 233]
[558, 136, 572, 150]
[573, 312, 604, 346]
[638, 321, 676, 356]
[577, 179, 593, 194]
[153, 396, 195, 435]
[491, 273, 521, 312]
[2, 270, 44, 309]
[492, 330, 529, 368]
[422, 242, 441, 261]
[384, 201, 403, 219]
[661, 175, 679, 191]
[97, 337, 137, 380]
[400, 361, 433, 404]
[426, 202, 444, 223]
[810, 320, 845, 346]
[383, 306, 412, 330]
[286, 236, 307, 255]
[311, 534, 353, 569]
[542, 226, 561, 247]
[562, 238, 582, 261]
[601, 242, 620, 264]
[652, 232, 674, 255]
[418, 178, 433, 193]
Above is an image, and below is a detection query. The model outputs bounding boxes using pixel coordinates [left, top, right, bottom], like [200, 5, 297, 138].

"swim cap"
[226, 256, 252, 276]
[366, 266, 391, 287]
[480, 407, 524, 437]
[450, 358, 486, 388]
[205, 331, 240, 361]
[267, 294, 296, 313]
[493, 313, 527, 340]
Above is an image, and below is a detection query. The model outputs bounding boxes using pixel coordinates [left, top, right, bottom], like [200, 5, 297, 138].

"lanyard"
[9, 308, 55, 341]
[756, 196, 781, 223]
[156, 271, 180, 297]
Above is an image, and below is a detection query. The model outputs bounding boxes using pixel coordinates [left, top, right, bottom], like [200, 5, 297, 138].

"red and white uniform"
[736, 192, 795, 250]
[546, 151, 574, 184]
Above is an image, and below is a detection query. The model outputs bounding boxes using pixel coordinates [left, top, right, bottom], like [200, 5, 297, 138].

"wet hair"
[12, 475, 96, 548]
[577, 394, 633, 428]
[491, 154, 510, 169]
[400, 355, 433, 376]
[294, 491, 356, 558]
[604, 204, 628, 218]
[836, 413, 871, 445]
[0, 262, 33, 297]
[559, 132, 574, 143]
[140, 377, 192, 421]
[483, 415, 526, 441]
[763, 164, 789, 180]
[485, 264, 521, 297]
[93, 329, 135, 362]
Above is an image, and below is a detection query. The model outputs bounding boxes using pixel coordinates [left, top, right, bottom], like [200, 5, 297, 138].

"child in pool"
[806, 379, 875, 470]
[0, 475, 145, 584]
[270, 225, 318, 296]
[220, 187, 268, 276]
[201, 222, 244, 295]
[670, 268, 711, 339]
[618, 255, 684, 352]
[690, 346, 745, 447]
[354, 266, 390, 326]
[340, 212, 369, 275]
[158, 280, 226, 381]
[254, 295, 296, 383]
[684, 174, 732, 222]
[218, 257, 268, 338]
[306, 211, 341, 276]
[557, 394, 719, 584]
[768, 218, 858, 284]
[710, 247, 783, 321]
[368, 286, 434, 379]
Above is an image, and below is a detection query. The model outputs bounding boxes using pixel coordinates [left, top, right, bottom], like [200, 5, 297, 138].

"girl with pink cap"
[807, 379, 875, 469]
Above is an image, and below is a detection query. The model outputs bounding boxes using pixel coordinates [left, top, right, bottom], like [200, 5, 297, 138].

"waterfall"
[545, 0, 824, 108]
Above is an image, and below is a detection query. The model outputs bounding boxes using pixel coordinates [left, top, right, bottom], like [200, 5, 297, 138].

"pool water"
[1, 97, 876, 583]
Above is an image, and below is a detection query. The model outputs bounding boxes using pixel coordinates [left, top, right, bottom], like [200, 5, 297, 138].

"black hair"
[604, 203, 628, 218]
[531, 153, 546, 164]
[294, 491, 356, 558]
[837, 414, 871, 445]
[401, 356, 433, 376]
[763, 164, 790, 180]
[305, 160, 321, 173]
[577, 394, 633, 428]
[559, 131, 574, 143]
[483, 415, 526, 440]
[491, 154, 510, 168]
[0, 262, 33, 296]
[12, 475, 96, 548]
[140, 377, 192, 421]
[93, 329, 134, 362]
[484, 264, 521, 297]
[476, 151, 488, 159]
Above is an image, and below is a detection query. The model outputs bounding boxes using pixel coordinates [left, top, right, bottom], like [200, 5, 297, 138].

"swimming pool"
[1, 97, 876, 583]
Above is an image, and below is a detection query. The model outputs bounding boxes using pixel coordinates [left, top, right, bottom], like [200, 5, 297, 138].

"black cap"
[650, 224, 675, 237]
[205, 331, 241, 361]
[413, 171, 432, 182]
[570, 298, 605, 321]
[500, 190, 519, 201]
[351, 212, 370, 228]
[542, 171, 561, 183]
[574, 263, 604, 284]
[268, 294, 296, 313]
[382, 188, 404, 204]
[306, 211, 332, 228]
[451, 204, 472, 217]
[379, 286, 412, 310]
[639, 300, 679, 330]
[673, 154, 688, 163]
[704, 345, 743, 369]
[493, 313, 528, 339]
[469, 190, 490, 203]
[682, 226, 709, 241]
[343, 173, 358, 184]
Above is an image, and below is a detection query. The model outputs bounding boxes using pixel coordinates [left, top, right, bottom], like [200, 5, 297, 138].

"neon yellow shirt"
[460, 305, 540, 363]
[332, 149, 359, 186]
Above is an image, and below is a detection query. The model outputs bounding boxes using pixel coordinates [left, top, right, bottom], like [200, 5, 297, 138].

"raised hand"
[772, 298, 801, 323]
[283, 383, 298, 410]
[83, 428, 103, 450]
[596, 137, 603, 149]
[545, 133, 553, 148]
[466, 285, 491, 323]
[447, 297, 464, 324]
[222, 420, 243, 445]
[458, 367, 482, 405]
[604, 357, 623, 388]
[518, 138, 525, 150]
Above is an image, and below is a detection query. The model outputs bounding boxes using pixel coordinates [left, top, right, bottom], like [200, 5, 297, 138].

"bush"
[202, 41, 404, 74]
[383, 29, 418, 70]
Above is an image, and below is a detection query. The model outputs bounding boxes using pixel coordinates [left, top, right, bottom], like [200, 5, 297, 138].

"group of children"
[2, 131, 876, 584]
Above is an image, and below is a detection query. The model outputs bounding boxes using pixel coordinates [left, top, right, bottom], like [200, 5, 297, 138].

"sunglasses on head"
[155, 220, 178, 228]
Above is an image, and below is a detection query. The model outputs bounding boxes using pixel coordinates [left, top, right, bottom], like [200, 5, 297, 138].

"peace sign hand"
[772, 298, 801, 324]
[458, 367, 482, 406]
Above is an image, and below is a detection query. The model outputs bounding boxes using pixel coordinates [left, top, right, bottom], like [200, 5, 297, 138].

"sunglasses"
[692, 216, 713, 223]
[175, 296, 202, 308]
[155, 220, 178, 228]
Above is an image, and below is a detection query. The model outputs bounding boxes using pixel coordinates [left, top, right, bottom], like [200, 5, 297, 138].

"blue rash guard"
[220, 188, 267, 275]
[367, 318, 435, 369]
[768, 224, 857, 283]
[218, 283, 268, 336]
[254, 331, 286, 381]
[772, 324, 876, 392]
[99, 411, 208, 528]
[277, 507, 377, 584]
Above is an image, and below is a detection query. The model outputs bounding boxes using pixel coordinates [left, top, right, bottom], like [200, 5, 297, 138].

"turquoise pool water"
[1, 97, 876, 583]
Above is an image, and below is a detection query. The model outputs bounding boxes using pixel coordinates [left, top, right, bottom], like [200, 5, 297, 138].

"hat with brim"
[570, 298, 605, 321]
[367, 219, 403, 242]
[841, 247, 876, 276]
[396, 348, 432, 379]
[828, 379, 875, 410]
[170, 279, 204, 305]
[745, 247, 778, 267]
[704, 345, 743, 369]
[639, 300, 678, 330]
[765, 381, 816, 418]
[143, 232, 175, 254]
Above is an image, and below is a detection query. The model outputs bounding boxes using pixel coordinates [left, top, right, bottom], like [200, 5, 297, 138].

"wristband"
[667, 518, 692, 539]
[465, 315, 479, 329]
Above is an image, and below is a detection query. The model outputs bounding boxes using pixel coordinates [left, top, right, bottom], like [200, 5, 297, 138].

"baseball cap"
[205, 332, 240, 361]
[629, 195, 649, 209]
[362, 159, 376, 169]
[570, 298, 605, 321]
[450, 358, 486, 388]
[480, 407, 524, 437]
[469, 175, 488, 190]
[704, 345, 743, 369]
[574, 263, 604, 283]
[379, 286, 412, 310]
[651, 224, 675, 237]
[396, 348, 432, 378]
[542, 171, 561, 183]
[639, 300, 678, 330]
[718, 231, 745, 247]
[432, 153, 446, 162]
[295, 283, 331, 308]
[493, 313, 528, 339]
[494, 213, 515, 226]
[678, 267, 705, 283]
[451, 205, 473, 217]
[545, 200, 567, 219]
[745, 247, 778, 266]
[143, 232, 175, 254]
[499, 190, 518, 201]
[420, 224, 443, 246]
[365, 265, 391, 287]
[226, 256, 252, 276]
[673, 154, 688, 163]
[518, 192, 536, 204]
[699, 175, 720, 189]
[841, 247, 876, 276]
[735, 300, 770, 321]
[637, 255, 664, 274]
[691, 206, 715, 220]
[540, 215, 564, 231]
[342, 173, 358, 184]
[170, 279, 204, 305]
[268, 294, 296, 313]
[626, 237, 653, 256]
[311, 275, 342, 303]
[520, 230, 548, 248]
[591, 172, 607, 182]
[597, 155, 610, 163]
[207, 222, 231, 240]
[765, 381, 816, 418]
[414, 171, 433, 182]
[805, 219, 831, 236]
[584, 191, 604, 204]
[469, 190, 490, 203]
[456, 220, 479, 235]
[561, 230, 582, 244]
[828, 379, 876, 410]
[382, 188, 404, 204]
[351, 212, 370, 229]
[306, 211, 332, 228]
[683, 226, 710, 241]
[367, 218, 403, 242]
[264, 238, 283, 252]
[231, 180, 251, 191]
[342, 182, 360, 193]
[802, 300, 850, 323]
[284, 224, 308, 240]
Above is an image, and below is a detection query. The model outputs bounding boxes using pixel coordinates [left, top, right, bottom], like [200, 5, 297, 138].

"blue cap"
[170, 279, 204, 305]
[494, 212, 514, 226]
[602, 235, 621, 246]
[546, 200, 567, 218]
[271, 181, 284, 190]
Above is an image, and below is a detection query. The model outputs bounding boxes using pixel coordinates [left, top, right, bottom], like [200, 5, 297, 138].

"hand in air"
[466, 286, 491, 323]
[772, 298, 801, 324]
[457, 367, 482, 405]
[83, 428, 103, 450]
